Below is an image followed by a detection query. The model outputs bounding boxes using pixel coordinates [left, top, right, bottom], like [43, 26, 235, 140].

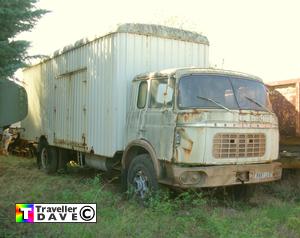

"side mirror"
[156, 84, 173, 105]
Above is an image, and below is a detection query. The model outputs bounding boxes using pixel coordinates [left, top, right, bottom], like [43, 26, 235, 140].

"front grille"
[213, 133, 266, 158]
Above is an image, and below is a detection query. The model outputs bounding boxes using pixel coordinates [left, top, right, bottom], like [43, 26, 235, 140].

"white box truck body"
[22, 23, 209, 157]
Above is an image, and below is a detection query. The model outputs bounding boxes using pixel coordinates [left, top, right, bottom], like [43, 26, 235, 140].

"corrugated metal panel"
[87, 36, 115, 156]
[112, 33, 209, 154]
[22, 31, 209, 157]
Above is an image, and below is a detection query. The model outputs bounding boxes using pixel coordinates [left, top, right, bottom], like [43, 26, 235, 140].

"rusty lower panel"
[158, 162, 282, 188]
[53, 138, 88, 151]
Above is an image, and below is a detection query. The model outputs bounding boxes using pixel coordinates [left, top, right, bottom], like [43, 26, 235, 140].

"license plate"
[255, 172, 273, 179]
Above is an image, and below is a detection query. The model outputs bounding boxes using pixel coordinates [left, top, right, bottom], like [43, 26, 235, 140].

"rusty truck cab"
[125, 68, 281, 189]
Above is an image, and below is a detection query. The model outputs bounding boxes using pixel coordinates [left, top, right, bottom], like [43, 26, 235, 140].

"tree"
[0, 0, 48, 80]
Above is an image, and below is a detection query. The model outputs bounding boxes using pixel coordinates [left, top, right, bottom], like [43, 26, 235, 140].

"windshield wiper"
[196, 96, 234, 113]
[244, 96, 272, 113]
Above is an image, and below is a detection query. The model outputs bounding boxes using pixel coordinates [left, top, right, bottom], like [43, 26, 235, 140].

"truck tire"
[126, 154, 158, 199]
[38, 143, 58, 174]
[37, 139, 47, 169]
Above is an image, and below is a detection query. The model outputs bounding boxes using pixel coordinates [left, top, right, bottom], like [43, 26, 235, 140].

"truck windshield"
[178, 74, 272, 112]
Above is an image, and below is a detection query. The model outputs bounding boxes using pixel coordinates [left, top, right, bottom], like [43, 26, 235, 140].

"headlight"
[179, 171, 206, 185]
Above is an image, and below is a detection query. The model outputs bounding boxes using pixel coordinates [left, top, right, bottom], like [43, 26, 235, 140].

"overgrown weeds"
[0, 156, 299, 238]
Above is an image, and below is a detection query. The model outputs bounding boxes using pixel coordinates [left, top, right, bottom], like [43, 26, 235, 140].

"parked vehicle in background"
[268, 79, 300, 169]
[0, 79, 27, 128]
[21, 23, 281, 198]
[0, 79, 27, 155]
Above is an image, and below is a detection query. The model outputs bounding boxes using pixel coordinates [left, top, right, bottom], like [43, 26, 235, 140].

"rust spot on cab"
[183, 113, 189, 122]
[178, 111, 203, 123]
[175, 128, 194, 162]
[183, 148, 192, 161]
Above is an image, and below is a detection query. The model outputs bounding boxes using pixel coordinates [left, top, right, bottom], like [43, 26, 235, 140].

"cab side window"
[150, 79, 173, 108]
[137, 81, 148, 109]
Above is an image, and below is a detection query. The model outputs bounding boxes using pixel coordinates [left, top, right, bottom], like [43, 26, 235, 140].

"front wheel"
[126, 154, 158, 200]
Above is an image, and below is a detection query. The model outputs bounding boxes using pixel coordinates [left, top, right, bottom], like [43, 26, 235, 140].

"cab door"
[143, 77, 176, 162]
[126, 80, 149, 142]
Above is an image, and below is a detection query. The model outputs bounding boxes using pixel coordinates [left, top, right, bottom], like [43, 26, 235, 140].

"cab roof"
[134, 67, 263, 83]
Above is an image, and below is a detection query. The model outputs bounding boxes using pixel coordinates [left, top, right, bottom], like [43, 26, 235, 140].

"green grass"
[0, 155, 299, 238]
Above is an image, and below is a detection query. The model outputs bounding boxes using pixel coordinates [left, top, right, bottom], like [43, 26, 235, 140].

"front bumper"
[160, 162, 282, 188]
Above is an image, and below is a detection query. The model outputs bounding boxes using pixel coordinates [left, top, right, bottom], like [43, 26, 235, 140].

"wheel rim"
[133, 170, 149, 199]
[41, 147, 48, 169]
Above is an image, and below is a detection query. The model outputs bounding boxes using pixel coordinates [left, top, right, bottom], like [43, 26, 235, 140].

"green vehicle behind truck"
[0, 79, 27, 127]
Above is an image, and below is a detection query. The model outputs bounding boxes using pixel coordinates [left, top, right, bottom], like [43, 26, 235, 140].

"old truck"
[21, 23, 281, 198]
[268, 79, 300, 169]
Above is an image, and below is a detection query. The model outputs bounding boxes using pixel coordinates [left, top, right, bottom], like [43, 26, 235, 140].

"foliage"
[0, 0, 48, 80]
[1, 155, 300, 238]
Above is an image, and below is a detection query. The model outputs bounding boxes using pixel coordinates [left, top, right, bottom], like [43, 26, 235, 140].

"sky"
[17, 0, 300, 82]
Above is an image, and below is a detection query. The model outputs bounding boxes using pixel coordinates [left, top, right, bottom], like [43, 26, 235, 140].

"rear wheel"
[38, 141, 58, 174]
[126, 154, 158, 200]
[37, 139, 47, 169]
